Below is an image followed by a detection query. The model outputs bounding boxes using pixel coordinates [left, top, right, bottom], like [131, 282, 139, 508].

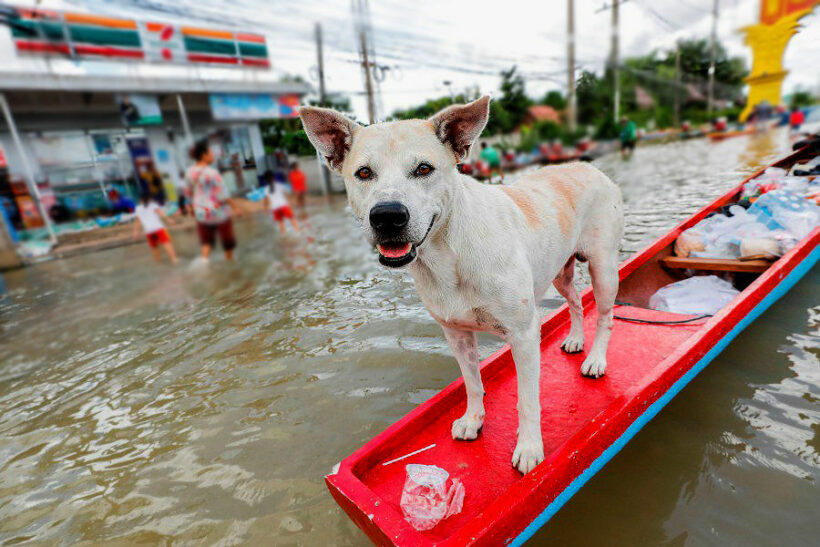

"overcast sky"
[35, 0, 820, 119]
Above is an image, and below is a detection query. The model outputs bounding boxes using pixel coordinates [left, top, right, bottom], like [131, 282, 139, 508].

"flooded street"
[1, 130, 817, 545]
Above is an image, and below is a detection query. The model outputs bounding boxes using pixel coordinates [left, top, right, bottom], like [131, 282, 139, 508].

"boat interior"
[618, 142, 818, 308]
[329, 140, 819, 545]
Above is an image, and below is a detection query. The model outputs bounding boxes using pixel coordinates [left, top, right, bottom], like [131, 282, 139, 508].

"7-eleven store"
[0, 4, 308, 244]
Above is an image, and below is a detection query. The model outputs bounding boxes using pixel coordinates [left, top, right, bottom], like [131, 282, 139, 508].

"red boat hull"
[326, 147, 819, 546]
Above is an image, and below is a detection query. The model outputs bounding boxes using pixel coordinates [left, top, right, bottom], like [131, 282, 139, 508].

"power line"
[633, 0, 682, 30]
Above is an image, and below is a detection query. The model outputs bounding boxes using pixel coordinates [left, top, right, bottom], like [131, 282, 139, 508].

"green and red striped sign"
[9, 6, 270, 68]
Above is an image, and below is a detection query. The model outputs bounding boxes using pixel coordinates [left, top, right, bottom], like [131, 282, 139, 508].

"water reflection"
[1, 129, 817, 545]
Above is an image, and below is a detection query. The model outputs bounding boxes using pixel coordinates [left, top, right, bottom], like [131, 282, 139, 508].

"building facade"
[0, 4, 309, 244]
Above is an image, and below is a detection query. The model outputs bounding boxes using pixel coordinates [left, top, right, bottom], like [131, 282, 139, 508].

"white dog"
[300, 97, 624, 474]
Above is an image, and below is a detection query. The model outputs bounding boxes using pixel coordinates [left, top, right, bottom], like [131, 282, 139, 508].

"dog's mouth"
[375, 216, 436, 268]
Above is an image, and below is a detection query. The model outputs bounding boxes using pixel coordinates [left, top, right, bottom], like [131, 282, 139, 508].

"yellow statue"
[739, 0, 819, 121]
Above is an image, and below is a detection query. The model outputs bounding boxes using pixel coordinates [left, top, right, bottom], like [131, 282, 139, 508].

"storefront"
[0, 4, 309, 240]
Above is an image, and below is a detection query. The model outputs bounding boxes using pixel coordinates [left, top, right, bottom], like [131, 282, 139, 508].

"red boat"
[326, 143, 820, 546]
[708, 127, 754, 141]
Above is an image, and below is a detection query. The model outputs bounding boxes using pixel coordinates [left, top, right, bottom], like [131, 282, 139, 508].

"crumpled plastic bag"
[739, 237, 781, 259]
[650, 275, 739, 316]
[742, 167, 787, 198]
[679, 206, 777, 259]
[746, 189, 820, 243]
[673, 228, 706, 258]
[400, 464, 465, 531]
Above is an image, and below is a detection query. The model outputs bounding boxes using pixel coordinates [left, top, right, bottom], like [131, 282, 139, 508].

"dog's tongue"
[377, 242, 412, 258]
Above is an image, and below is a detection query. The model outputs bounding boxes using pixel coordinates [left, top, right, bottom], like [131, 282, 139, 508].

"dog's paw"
[561, 334, 584, 354]
[581, 355, 607, 378]
[512, 438, 544, 474]
[451, 414, 483, 440]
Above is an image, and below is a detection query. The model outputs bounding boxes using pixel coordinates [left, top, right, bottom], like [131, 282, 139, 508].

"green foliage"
[515, 122, 587, 153]
[542, 90, 567, 110]
[594, 117, 619, 140]
[789, 89, 816, 109]
[391, 67, 533, 137]
[576, 70, 613, 126]
[496, 67, 533, 128]
[570, 38, 749, 135]
[260, 120, 316, 157]
[270, 35, 753, 158]
[392, 91, 479, 120]
[260, 95, 354, 157]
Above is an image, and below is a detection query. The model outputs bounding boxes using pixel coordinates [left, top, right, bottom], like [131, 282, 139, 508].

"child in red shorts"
[133, 193, 178, 264]
[263, 172, 299, 234]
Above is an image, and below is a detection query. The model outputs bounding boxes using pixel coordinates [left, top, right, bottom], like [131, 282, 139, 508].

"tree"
[260, 95, 355, 157]
[392, 91, 478, 121]
[576, 71, 611, 125]
[789, 88, 816, 109]
[391, 67, 535, 137]
[542, 90, 567, 110]
[496, 66, 532, 131]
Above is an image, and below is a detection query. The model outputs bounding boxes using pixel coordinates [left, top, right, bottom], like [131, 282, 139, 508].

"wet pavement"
[1, 129, 817, 545]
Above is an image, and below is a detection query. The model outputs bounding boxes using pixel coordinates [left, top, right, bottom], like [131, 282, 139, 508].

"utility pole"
[360, 31, 376, 124]
[0, 92, 57, 244]
[314, 22, 331, 194]
[315, 23, 327, 106]
[707, 0, 718, 118]
[611, 0, 620, 123]
[566, 0, 577, 132]
[353, 0, 376, 124]
[674, 42, 681, 127]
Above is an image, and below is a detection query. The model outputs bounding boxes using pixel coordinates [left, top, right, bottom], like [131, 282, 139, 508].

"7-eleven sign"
[141, 22, 185, 63]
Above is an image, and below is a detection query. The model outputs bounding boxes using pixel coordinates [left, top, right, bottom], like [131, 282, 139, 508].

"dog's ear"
[299, 107, 361, 172]
[428, 96, 490, 162]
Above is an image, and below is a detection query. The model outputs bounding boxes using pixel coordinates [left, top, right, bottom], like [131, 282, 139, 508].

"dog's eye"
[354, 166, 373, 180]
[413, 163, 434, 177]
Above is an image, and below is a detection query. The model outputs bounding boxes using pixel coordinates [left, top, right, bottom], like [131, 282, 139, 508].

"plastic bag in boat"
[746, 189, 820, 243]
[682, 206, 777, 259]
[400, 464, 465, 531]
[649, 275, 740, 316]
[742, 166, 787, 198]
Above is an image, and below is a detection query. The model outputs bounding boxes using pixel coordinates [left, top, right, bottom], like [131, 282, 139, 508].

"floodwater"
[1, 129, 817, 546]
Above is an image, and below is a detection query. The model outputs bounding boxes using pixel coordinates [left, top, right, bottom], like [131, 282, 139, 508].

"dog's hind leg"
[553, 256, 584, 353]
[581, 251, 618, 378]
[443, 327, 485, 440]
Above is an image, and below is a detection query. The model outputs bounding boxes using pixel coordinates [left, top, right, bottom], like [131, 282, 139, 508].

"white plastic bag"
[685, 206, 776, 259]
[742, 167, 787, 198]
[649, 275, 740, 315]
[746, 189, 820, 242]
[400, 464, 465, 531]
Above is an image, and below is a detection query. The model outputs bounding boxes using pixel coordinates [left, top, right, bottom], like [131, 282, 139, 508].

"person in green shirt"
[479, 142, 503, 183]
[619, 117, 637, 159]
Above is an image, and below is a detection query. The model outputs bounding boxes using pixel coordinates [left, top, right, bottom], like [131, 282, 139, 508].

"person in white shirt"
[262, 171, 299, 234]
[132, 193, 178, 264]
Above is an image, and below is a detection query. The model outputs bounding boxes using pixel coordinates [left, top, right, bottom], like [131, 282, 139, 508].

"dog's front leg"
[507, 319, 545, 474]
[443, 327, 485, 440]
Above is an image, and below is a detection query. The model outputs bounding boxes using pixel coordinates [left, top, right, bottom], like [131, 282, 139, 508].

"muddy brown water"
[1, 129, 817, 545]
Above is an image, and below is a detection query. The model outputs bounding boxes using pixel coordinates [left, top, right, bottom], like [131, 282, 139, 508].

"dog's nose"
[369, 201, 409, 236]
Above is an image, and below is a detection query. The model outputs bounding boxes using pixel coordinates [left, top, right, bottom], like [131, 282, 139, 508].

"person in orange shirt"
[288, 161, 307, 209]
